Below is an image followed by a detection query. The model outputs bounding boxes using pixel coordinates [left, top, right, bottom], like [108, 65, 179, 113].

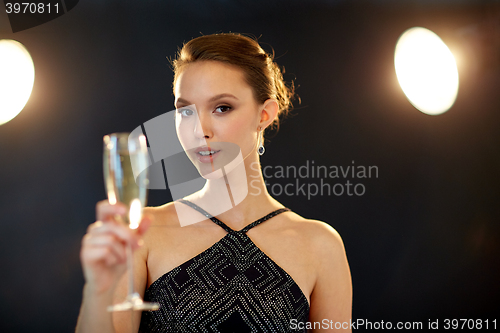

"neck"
[187, 152, 277, 229]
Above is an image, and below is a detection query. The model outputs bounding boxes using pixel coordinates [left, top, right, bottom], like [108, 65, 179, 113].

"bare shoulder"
[284, 212, 346, 256]
[140, 202, 182, 253]
[143, 201, 180, 227]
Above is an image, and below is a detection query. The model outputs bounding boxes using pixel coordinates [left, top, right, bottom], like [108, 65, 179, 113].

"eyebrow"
[208, 93, 238, 103]
[175, 93, 238, 107]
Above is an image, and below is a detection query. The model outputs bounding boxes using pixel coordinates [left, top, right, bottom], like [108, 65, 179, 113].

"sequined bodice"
[138, 199, 310, 332]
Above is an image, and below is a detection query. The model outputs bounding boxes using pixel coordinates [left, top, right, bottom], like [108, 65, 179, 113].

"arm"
[75, 201, 151, 333]
[309, 223, 352, 332]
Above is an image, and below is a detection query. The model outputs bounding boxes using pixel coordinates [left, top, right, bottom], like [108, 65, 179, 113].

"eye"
[214, 105, 232, 114]
[177, 108, 195, 117]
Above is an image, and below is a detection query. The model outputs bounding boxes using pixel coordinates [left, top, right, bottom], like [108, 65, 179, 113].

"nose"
[194, 111, 212, 140]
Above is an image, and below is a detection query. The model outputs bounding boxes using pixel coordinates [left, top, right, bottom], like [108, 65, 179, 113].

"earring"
[258, 127, 265, 156]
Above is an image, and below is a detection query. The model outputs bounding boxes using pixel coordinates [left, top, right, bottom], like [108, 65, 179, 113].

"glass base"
[107, 293, 160, 312]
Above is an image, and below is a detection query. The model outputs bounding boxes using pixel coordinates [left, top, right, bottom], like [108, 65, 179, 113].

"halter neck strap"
[178, 199, 290, 233]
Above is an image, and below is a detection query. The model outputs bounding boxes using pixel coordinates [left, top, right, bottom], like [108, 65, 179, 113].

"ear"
[258, 99, 279, 130]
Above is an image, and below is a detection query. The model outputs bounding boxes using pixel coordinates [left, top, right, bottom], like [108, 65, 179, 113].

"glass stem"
[126, 241, 134, 297]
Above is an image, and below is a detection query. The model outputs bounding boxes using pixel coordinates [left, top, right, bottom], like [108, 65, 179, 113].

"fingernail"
[137, 239, 144, 247]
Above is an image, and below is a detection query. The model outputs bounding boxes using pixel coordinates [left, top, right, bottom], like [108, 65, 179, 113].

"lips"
[194, 146, 221, 163]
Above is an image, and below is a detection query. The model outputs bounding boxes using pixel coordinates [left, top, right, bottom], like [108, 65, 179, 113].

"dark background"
[1, 0, 499, 331]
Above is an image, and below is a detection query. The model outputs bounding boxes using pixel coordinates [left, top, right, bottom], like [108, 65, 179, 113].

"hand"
[80, 200, 152, 295]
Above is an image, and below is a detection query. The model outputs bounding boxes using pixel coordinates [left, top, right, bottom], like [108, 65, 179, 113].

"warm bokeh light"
[0, 39, 35, 125]
[395, 27, 459, 115]
[129, 198, 142, 229]
[107, 191, 117, 205]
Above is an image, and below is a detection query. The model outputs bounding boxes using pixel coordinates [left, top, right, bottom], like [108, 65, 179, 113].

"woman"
[76, 33, 352, 332]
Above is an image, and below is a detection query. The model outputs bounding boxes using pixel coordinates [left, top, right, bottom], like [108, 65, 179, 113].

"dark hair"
[171, 33, 296, 131]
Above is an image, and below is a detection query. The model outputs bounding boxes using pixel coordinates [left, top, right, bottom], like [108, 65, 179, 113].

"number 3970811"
[5, 2, 60, 14]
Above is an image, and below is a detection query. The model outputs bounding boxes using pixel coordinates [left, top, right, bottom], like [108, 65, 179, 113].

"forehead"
[174, 61, 252, 102]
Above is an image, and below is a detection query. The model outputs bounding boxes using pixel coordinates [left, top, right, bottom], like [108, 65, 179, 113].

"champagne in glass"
[103, 132, 159, 312]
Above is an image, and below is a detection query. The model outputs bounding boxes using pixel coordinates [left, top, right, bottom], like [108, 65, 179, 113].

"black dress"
[138, 199, 310, 332]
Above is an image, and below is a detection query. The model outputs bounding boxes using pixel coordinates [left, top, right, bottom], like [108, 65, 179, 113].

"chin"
[200, 168, 226, 180]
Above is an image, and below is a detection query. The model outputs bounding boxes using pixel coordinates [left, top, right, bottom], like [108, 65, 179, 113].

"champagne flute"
[103, 132, 160, 312]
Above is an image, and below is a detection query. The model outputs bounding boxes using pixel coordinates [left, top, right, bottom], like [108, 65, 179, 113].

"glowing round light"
[395, 27, 459, 115]
[0, 39, 35, 125]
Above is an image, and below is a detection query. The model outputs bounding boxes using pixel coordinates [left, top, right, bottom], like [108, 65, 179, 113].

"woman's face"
[174, 60, 261, 178]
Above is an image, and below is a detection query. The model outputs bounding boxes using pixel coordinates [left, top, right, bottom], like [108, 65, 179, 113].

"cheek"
[176, 120, 196, 148]
[219, 117, 256, 152]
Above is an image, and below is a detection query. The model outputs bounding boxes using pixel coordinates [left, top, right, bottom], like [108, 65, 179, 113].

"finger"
[96, 200, 127, 221]
[83, 234, 127, 263]
[87, 221, 138, 246]
[81, 246, 124, 267]
[87, 220, 104, 233]
[104, 252, 120, 267]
